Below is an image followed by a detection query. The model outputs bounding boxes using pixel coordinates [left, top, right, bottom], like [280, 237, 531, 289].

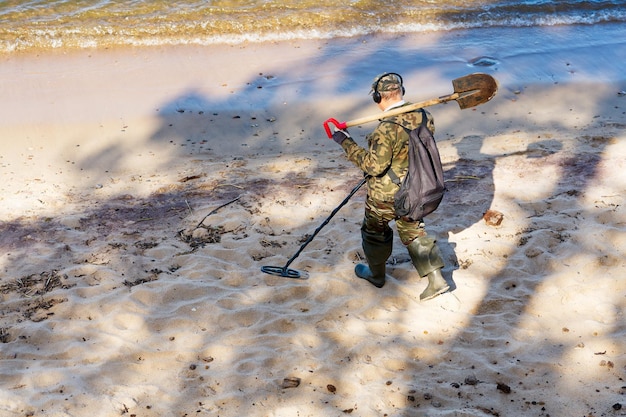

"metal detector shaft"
[261, 177, 368, 277]
[280, 177, 366, 271]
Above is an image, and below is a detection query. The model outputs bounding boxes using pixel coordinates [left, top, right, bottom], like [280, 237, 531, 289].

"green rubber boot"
[355, 263, 386, 288]
[407, 236, 449, 300]
[355, 228, 393, 288]
[419, 268, 450, 301]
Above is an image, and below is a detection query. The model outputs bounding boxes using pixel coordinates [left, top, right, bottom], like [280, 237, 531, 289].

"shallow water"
[1, 0, 625, 52]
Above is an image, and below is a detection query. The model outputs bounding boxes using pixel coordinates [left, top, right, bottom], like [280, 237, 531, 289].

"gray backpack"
[386, 109, 446, 221]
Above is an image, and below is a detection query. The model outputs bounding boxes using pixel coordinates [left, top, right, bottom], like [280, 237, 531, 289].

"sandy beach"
[0, 30, 625, 417]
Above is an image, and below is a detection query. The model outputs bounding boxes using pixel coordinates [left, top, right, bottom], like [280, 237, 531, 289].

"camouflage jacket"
[340, 103, 435, 202]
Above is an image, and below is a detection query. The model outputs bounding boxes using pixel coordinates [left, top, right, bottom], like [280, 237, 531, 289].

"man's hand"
[332, 129, 350, 145]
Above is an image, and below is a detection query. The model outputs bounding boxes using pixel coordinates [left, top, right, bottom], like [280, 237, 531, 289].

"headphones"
[372, 72, 405, 104]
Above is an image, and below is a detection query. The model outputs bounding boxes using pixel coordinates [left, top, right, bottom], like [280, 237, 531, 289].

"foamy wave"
[1, 13, 625, 53]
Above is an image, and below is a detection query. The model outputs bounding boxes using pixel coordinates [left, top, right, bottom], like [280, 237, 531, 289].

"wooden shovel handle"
[323, 93, 457, 138]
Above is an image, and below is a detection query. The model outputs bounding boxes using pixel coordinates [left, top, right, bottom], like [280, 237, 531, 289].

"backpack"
[385, 109, 446, 221]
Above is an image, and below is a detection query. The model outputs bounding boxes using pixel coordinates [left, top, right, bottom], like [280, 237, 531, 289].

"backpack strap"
[387, 165, 402, 185]
[381, 109, 427, 185]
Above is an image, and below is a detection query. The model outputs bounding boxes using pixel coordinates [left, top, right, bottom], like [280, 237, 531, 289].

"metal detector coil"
[260, 265, 305, 279]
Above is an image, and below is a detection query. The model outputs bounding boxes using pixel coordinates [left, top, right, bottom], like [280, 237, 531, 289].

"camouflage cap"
[370, 73, 403, 94]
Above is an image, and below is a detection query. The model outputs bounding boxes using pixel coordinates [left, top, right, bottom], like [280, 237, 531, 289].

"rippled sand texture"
[1, 31, 625, 417]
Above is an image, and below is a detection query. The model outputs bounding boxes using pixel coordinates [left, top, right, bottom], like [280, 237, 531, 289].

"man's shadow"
[433, 135, 562, 292]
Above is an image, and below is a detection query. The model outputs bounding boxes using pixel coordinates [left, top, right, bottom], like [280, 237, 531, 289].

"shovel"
[323, 72, 497, 137]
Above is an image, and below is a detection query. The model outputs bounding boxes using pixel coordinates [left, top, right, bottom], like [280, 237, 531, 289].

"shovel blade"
[452, 73, 498, 109]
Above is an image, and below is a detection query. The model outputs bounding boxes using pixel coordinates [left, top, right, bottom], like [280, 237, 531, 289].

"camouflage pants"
[362, 194, 428, 246]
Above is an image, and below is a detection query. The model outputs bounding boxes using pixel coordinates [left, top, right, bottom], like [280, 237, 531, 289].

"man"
[331, 73, 449, 301]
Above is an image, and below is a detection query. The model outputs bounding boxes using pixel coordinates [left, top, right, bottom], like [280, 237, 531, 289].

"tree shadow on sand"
[1, 32, 625, 417]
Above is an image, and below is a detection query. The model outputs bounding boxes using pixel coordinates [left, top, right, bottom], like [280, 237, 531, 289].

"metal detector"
[260, 177, 367, 279]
